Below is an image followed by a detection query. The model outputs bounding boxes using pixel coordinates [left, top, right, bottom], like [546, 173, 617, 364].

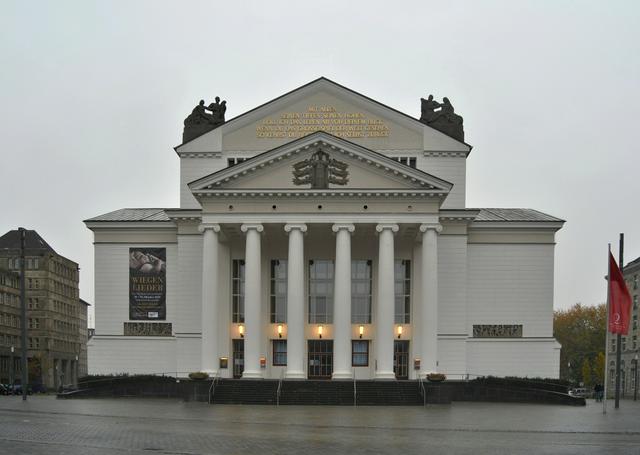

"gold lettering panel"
[256, 105, 390, 139]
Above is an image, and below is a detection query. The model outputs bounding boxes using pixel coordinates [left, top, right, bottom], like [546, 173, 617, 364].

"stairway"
[210, 379, 279, 404]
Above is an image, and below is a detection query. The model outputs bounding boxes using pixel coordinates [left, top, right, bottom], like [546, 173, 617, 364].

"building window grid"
[308, 260, 334, 324]
[351, 260, 372, 324]
[231, 259, 245, 323]
[272, 339, 287, 366]
[394, 260, 411, 324]
[352, 340, 369, 366]
[270, 260, 287, 323]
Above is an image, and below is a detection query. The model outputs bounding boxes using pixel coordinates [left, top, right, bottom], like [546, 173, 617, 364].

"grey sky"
[1, 1, 639, 325]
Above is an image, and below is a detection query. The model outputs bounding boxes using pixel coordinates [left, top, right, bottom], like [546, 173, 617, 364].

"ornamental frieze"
[124, 322, 172, 337]
[472, 324, 523, 338]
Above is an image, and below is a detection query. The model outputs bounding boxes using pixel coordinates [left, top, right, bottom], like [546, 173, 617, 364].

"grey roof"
[473, 208, 564, 223]
[84, 208, 173, 222]
[624, 256, 640, 273]
[0, 229, 56, 253]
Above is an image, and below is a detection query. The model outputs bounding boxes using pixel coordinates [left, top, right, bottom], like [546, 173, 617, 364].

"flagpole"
[614, 233, 624, 408]
[603, 243, 611, 414]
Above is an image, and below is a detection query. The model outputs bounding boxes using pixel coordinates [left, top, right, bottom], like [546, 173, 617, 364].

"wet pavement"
[0, 396, 639, 454]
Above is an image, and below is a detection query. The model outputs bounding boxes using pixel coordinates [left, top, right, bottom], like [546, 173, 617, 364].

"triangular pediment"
[176, 77, 471, 154]
[188, 132, 453, 197]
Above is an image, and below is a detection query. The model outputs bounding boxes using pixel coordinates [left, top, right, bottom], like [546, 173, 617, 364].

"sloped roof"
[624, 256, 640, 273]
[472, 208, 564, 223]
[84, 208, 173, 222]
[0, 229, 56, 253]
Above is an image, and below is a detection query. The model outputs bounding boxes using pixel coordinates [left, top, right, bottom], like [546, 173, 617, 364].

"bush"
[427, 373, 446, 382]
[188, 372, 209, 381]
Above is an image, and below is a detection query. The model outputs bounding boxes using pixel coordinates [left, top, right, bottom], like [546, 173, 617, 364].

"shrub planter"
[426, 373, 446, 382]
[188, 372, 210, 381]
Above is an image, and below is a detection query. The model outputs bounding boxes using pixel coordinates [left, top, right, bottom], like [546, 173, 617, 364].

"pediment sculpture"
[420, 95, 464, 141]
[182, 97, 227, 142]
[292, 149, 349, 189]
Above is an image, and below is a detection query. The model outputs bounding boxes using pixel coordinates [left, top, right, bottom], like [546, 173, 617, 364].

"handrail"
[276, 369, 285, 406]
[353, 368, 357, 407]
[208, 371, 220, 405]
[418, 375, 426, 407]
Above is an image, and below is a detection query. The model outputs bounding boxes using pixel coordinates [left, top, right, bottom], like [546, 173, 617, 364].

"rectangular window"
[393, 157, 417, 168]
[394, 260, 411, 324]
[232, 259, 245, 323]
[270, 260, 287, 323]
[309, 260, 334, 324]
[634, 295, 638, 310]
[272, 339, 287, 366]
[351, 260, 372, 323]
[352, 340, 369, 366]
[227, 157, 247, 167]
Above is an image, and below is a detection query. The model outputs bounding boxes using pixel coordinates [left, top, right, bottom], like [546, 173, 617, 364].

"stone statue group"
[420, 95, 464, 142]
[182, 97, 227, 142]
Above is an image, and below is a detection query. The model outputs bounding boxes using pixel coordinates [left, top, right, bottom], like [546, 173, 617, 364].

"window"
[634, 274, 638, 290]
[232, 259, 245, 323]
[272, 339, 287, 366]
[393, 157, 417, 168]
[270, 260, 287, 323]
[394, 260, 411, 324]
[352, 340, 369, 366]
[227, 157, 247, 167]
[351, 260, 372, 323]
[634, 295, 638, 310]
[309, 260, 334, 323]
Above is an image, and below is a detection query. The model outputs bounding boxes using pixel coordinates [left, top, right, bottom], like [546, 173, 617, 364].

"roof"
[84, 208, 174, 222]
[624, 256, 640, 273]
[472, 208, 564, 223]
[0, 229, 56, 253]
[176, 76, 473, 149]
[79, 298, 91, 306]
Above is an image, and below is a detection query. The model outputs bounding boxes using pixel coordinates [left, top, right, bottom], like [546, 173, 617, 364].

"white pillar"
[420, 223, 442, 376]
[284, 223, 307, 379]
[241, 223, 264, 379]
[332, 223, 355, 379]
[199, 224, 220, 374]
[375, 223, 399, 380]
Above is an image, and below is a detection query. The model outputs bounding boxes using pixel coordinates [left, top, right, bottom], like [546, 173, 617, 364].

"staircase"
[210, 379, 423, 405]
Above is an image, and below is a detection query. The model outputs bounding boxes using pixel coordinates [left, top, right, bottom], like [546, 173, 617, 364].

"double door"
[308, 340, 333, 379]
[393, 340, 409, 380]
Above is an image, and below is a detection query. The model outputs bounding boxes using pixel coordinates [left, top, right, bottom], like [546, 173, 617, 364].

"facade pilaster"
[332, 223, 355, 379]
[375, 223, 399, 379]
[419, 223, 442, 376]
[284, 223, 307, 379]
[199, 223, 221, 374]
[240, 223, 264, 379]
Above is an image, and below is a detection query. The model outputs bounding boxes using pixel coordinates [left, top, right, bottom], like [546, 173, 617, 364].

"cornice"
[423, 150, 469, 158]
[193, 189, 447, 199]
[177, 152, 222, 159]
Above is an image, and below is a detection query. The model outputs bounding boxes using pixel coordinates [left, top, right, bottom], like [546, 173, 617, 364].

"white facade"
[86, 78, 563, 380]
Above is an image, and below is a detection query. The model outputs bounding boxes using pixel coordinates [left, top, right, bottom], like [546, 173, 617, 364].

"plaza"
[0, 396, 638, 454]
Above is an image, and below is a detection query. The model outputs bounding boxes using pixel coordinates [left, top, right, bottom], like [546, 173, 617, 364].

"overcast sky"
[1, 1, 639, 325]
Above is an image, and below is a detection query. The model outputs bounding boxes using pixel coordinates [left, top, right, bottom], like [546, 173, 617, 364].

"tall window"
[273, 339, 287, 366]
[351, 260, 372, 323]
[232, 259, 245, 323]
[352, 340, 369, 366]
[309, 260, 334, 323]
[393, 156, 417, 168]
[394, 260, 411, 323]
[270, 260, 287, 323]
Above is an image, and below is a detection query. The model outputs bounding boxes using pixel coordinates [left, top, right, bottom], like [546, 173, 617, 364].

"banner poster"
[129, 248, 166, 320]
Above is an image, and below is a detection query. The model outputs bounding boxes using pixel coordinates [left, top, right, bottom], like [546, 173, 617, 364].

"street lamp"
[9, 346, 14, 393]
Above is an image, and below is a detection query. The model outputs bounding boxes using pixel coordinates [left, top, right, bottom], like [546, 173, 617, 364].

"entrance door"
[232, 339, 244, 379]
[394, 340, 409, 380]
[308, 340, 333, 379]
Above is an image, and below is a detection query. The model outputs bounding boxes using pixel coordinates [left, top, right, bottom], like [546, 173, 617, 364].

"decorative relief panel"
[124, 322, 172, 337]
[472, 324, 523, 338]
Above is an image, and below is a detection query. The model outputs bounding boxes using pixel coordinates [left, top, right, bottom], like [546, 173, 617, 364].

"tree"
[593, 352, 606, 385]
[554, 303, 606, 384]
[582, 358, 592, 387]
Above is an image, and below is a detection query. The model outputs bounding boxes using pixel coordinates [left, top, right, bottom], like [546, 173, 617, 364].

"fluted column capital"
[241, 223, 264, 233]
[375, 223, 399, 234]
[284, 223, 308, 233]
[198, 223, 221, 233]
[419, 223, 443, 234]
[332, 223, 355, 234]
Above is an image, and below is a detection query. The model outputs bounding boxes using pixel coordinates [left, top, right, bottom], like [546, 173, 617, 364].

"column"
[420, 223, 442, 376]
[332, 223, 355, 379]
[284, 223, 307, 379]
[241, 223, 264, 379]
[375, 223, 399, 379]
[199, 224, 220, 374]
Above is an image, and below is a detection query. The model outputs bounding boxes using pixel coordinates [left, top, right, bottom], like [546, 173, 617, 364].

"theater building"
[85, 78, 564, 380]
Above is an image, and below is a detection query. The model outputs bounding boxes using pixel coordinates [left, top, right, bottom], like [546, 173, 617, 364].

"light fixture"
[318, 325, 323, 339]
[239, 324, 244, 338]
[397, 325, 403, 339]
[277, 324, 283, 338]
[359, 325, 364, 339]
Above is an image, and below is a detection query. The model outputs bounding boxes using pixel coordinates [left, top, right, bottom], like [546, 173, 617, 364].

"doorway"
[394, 340, 409, 379]
[232, 339, 244, 378]
[308, 340, 333, 379]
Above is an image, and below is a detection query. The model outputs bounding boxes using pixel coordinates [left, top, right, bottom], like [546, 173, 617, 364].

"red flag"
[608, 252, 632, 334]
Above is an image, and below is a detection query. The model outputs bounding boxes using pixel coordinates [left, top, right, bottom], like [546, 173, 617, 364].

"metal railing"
[418, 375, 426, 407]
[208, 371, 220, 405]
[353, 368, 357, 407]
[276, 369, 285, 406]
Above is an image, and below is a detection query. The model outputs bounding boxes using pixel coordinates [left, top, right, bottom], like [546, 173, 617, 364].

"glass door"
[232, 339, 244, 379]
[308, 340, 333, 379]
[393, 340, 409, 379]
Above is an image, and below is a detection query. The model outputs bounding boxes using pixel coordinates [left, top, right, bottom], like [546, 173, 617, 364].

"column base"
[241, 370, 263, 379]
[285, 370, 306, 379]
[332, 371, 353, 380]
[374, 371, 396, 380]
